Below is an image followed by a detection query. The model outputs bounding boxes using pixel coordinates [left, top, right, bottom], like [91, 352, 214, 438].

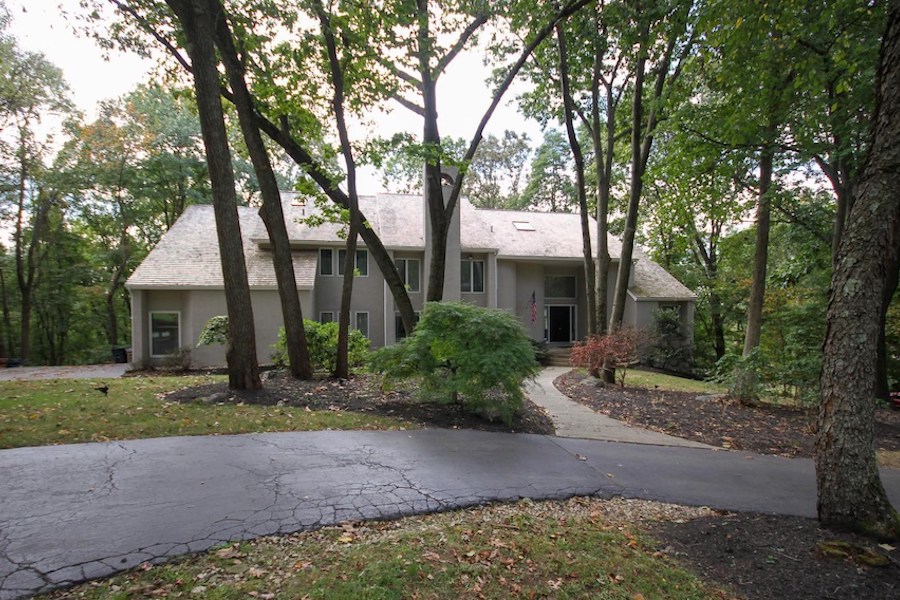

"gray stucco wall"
[514, 263, 545, 341]
[312, 245, 390, 348]
[132, 288, 313, 368]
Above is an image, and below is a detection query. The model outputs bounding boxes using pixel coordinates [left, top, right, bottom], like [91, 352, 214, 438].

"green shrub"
[271, 320, 369, 374]
[368, 302, 540, 425]
[197, 315, 229, 347]
[710, 349, 762, 404]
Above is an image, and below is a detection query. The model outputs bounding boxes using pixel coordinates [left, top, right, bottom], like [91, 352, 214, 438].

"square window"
[338, 248, 368, 276]
[545, 275, 577, 298]
[319, 311, 335, 323]
[150, 312, 180, 357]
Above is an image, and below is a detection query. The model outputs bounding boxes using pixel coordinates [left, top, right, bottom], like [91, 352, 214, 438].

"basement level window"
[512, 221, 535, 231]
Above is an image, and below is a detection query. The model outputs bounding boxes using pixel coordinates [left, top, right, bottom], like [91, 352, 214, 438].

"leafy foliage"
[710, 349, 763, 405]
[368, 302, 539, 425]
[570, 328, 651, 387]
[197, 316, 229, 347]
[272, 320, 369, 375]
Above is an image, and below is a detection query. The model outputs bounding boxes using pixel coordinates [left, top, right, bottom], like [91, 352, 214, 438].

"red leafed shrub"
[570, 328, 650, 386]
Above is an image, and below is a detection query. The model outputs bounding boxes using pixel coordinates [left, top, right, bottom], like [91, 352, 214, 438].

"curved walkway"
[525, 367, 711, 448]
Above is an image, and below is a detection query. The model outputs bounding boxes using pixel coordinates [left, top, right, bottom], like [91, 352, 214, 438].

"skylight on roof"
[512, 221, 535, 231]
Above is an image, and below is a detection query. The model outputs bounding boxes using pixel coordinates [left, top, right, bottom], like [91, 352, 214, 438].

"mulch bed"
[647, 512, 900, 600]
[558, 369, 900, 599]
[163, 371, 555, 435]
[556, 370, 900, 457]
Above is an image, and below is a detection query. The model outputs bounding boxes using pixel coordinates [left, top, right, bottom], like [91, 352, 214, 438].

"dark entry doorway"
[547, 305, 575, 343]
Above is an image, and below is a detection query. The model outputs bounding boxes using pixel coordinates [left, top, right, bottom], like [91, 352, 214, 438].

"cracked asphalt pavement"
[2, 429, 899, 599]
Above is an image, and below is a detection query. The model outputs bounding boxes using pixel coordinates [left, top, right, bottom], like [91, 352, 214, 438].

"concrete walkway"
[526, 367, 711, 448]
[0, 364, 129, 382]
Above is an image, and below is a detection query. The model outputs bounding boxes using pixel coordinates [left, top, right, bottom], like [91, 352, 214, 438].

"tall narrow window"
[354, 312, 370, 337]
[319, 248, 333, 276]
[338, 249, 369, 276]
[461, 259, 485, 293]
[149, 312, 180, 357]
[395, 258, 421, 293]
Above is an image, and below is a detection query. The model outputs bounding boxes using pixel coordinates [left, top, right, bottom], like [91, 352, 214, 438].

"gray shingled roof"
[126, 205, 316, 289]
[129, 194, 695, 300]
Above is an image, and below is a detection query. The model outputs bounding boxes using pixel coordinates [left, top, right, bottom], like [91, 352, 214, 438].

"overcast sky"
[7, 0, 545, 193]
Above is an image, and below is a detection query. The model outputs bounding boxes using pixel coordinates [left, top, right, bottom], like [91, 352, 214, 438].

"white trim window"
[319, 311, 335, 323]
[461, 259, 485, 293]
[319, 248, 334, 276]
[395, 258, 421, 293]
[354, 311, 370, 337]
[149, 311, 181, 357]
[338, 249, 369, 276]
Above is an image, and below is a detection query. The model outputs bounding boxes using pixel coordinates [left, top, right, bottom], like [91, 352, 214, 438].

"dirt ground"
[164, 371, 555, 435]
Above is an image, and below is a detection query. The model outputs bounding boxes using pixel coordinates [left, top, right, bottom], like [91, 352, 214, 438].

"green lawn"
[42, 498, 720, 600]
[619, 369, 725, 395]
[0, 376, 412, 449]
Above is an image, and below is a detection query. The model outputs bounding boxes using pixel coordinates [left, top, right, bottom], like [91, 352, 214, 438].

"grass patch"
[624, 369, 725, 395]
[0, 377, 413, 449]
[43, 498, 721, 600]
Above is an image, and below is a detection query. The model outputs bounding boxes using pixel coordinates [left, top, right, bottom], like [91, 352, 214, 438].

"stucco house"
[126, 179, 696, 368]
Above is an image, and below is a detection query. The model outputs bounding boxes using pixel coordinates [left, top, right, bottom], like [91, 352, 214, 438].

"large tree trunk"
[742, 141, 775, 356]
[168, 0, 260, 390]
[816, 0, 900, 536]
[210, 0, 313, 380]
[557, 25, 596, 335]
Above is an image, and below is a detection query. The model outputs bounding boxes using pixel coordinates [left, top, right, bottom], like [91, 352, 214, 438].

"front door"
[548, 305, 574, 343]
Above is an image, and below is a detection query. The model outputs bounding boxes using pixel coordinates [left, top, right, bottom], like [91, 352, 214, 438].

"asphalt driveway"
[2, 429, 899, 599]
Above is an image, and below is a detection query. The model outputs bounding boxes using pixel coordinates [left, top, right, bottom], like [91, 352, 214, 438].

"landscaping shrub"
[197, 315, 229, 347]
[368, 302, 540, 425]
[271, 320, 369, 374]
[710, 350, 763, 404]
[644, 307, 693, 374]
[570, 328, 649, 386]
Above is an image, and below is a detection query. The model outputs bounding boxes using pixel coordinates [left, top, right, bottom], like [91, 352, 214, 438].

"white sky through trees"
[7, 0, 543, 193]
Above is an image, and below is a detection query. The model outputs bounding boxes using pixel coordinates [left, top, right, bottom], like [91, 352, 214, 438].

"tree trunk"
[251, 114, 418, 336]
[557, 25, 596, 335]
[875, 263, 899, 401]
[816, 0, 900, 536]
[742, 140, 775, 357]
[609, 32, 648, 331]
[417, 0, 450, 303]
[0, 268, 7, 358]
[210, 0, 313, 380]
[168, 0, 260, 390]
[336, 224, 358, 379]
[314, 0, 362, 379]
